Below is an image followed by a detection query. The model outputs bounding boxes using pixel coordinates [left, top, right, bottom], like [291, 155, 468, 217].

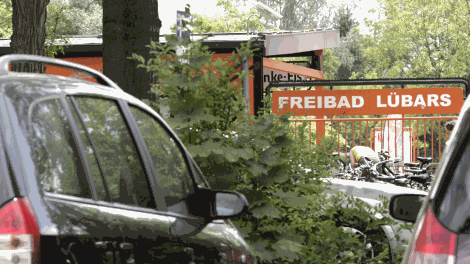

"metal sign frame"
[265, 78, 470, 99]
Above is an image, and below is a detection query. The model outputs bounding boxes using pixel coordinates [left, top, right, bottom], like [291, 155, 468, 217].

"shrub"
[130, 8, 407, 263]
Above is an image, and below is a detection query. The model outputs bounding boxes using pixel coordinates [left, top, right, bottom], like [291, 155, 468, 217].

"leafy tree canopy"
[0, 0, 12, 38]
[260, 0, 331, 30]
[333, 4, 359, 38]
[64, 0, 102, 35]
[189, 0, 277, 33]
[0, 0, 102, 57]
[364, 0, 470, 79]
[190, 0, 335, 33]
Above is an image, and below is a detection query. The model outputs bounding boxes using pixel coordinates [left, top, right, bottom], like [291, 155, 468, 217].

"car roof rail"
[0, 54, 122, 90]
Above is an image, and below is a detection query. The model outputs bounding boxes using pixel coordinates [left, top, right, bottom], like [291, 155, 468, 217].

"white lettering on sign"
[278, 96, 365, 109]
[376, 93, 452, 108]
[441, 94, 451, 106]
[402, 95, 413, 107]
[352, 96, 364, 108]
[325, 96, 336, 108]
[428, 94, 438, 106]
[279, 97, 289, 109]
[273, 88, 463, 116]
[305, 97, 315, 108]
[291, 97, 303, 109]
[279, 93, 452, 110]
[413, 95, 425, 107]
[337, 96, 351, 108]
[377, 96, 386, 107]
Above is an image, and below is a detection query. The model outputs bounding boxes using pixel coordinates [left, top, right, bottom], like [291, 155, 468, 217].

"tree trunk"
[10, 0, 50, 73]
[103, 0, 161, 100]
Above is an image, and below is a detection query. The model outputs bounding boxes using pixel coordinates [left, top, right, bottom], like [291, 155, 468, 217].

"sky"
[158, 0, 381, 35]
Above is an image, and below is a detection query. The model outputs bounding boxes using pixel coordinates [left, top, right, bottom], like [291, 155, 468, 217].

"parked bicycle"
[327, 153, 355, 180]
[326, 148, 437, 191]
[403, 157, 438, 191]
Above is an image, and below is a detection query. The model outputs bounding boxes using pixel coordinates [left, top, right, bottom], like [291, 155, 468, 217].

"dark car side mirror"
[186, 188, 249, 220]
[168, 189, 249, 237]
[389, 194, 427, 223]
[213, 191, 249, 219]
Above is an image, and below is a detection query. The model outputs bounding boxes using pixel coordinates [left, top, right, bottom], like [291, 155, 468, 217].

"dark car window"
[72, 97, 155, 208]
[66, 97, 108, 201]
[191, 158, 210, 189]
[437, 140, 470, 232]
[30, 98, 91, 198]
[129, 105, 194, 215]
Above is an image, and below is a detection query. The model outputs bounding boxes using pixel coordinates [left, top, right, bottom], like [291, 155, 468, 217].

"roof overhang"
[263, 29, 340, 57]
[0, 29, 340, 58]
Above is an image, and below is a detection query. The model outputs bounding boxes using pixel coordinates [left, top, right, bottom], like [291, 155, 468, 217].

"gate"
[289, 116, 458, 162]
[266, 78, 468, 163]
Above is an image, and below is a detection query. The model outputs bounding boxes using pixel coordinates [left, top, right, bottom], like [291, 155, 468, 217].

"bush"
[130, 9, 407, 263]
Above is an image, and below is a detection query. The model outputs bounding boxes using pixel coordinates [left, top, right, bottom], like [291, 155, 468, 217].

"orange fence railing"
[289, 116, 458, 163]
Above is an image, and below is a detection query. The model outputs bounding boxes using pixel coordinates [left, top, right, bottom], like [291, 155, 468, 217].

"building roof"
[0, 29, 340, 57]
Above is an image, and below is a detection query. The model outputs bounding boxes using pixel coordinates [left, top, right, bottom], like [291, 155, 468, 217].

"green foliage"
[192, 0, 334, 33]
[0, 0, 12, 38]
[327, 0, 470, 81]
[323, 48, 342, 80]
[131, 9, 407, 263]
[326, 2, 371, 81]
[332, 4, 359, 38]
[64, 0, 102, 35]
[0, 0, 102, 58]
[44, 0, 74, 57]
[262, 0, 331, 30]
[332, 28, 369, 80]
[191, 0, 278, 33]
[286, 118, 348, 151]
[364, 0, 470, 78]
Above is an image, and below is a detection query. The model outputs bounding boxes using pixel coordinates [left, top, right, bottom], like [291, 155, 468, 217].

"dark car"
[389, 96, 470, 263]
[0, 54, 255, 264]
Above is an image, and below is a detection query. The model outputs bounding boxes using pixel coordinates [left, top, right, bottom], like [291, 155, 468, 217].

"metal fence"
[289, 116, 458, 163]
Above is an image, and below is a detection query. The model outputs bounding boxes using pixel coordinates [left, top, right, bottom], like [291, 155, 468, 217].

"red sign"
[272, 88, 464, 116]
[45, 57, 103, 83]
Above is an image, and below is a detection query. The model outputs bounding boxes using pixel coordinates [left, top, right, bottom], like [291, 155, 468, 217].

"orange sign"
[45, 57, 103, 83]
[272, 88, 464, 116]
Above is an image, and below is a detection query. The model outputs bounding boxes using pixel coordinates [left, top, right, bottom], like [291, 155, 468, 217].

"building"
[0, 29, 340, 115]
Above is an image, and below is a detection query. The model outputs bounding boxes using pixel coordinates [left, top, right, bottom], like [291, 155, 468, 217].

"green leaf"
[251, 204, 281, 218]
[259, 148, 280, 166]
[222, 146, 255, 162]
[150, 40, 157, 50]
[249, 239, 274, 262]
[235, 224, 252, 238]
[186, 145, 206, 157]
[223, 149, 238, 162]
[272, 190, 310, 207]
[185, 4, 191, 16]
[191, 112, 221, 122]
[263, 165, 291, 186]
[200, 141, 224, 155]
[271, 239, 303, 260]
[248, 162, 267, 177]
